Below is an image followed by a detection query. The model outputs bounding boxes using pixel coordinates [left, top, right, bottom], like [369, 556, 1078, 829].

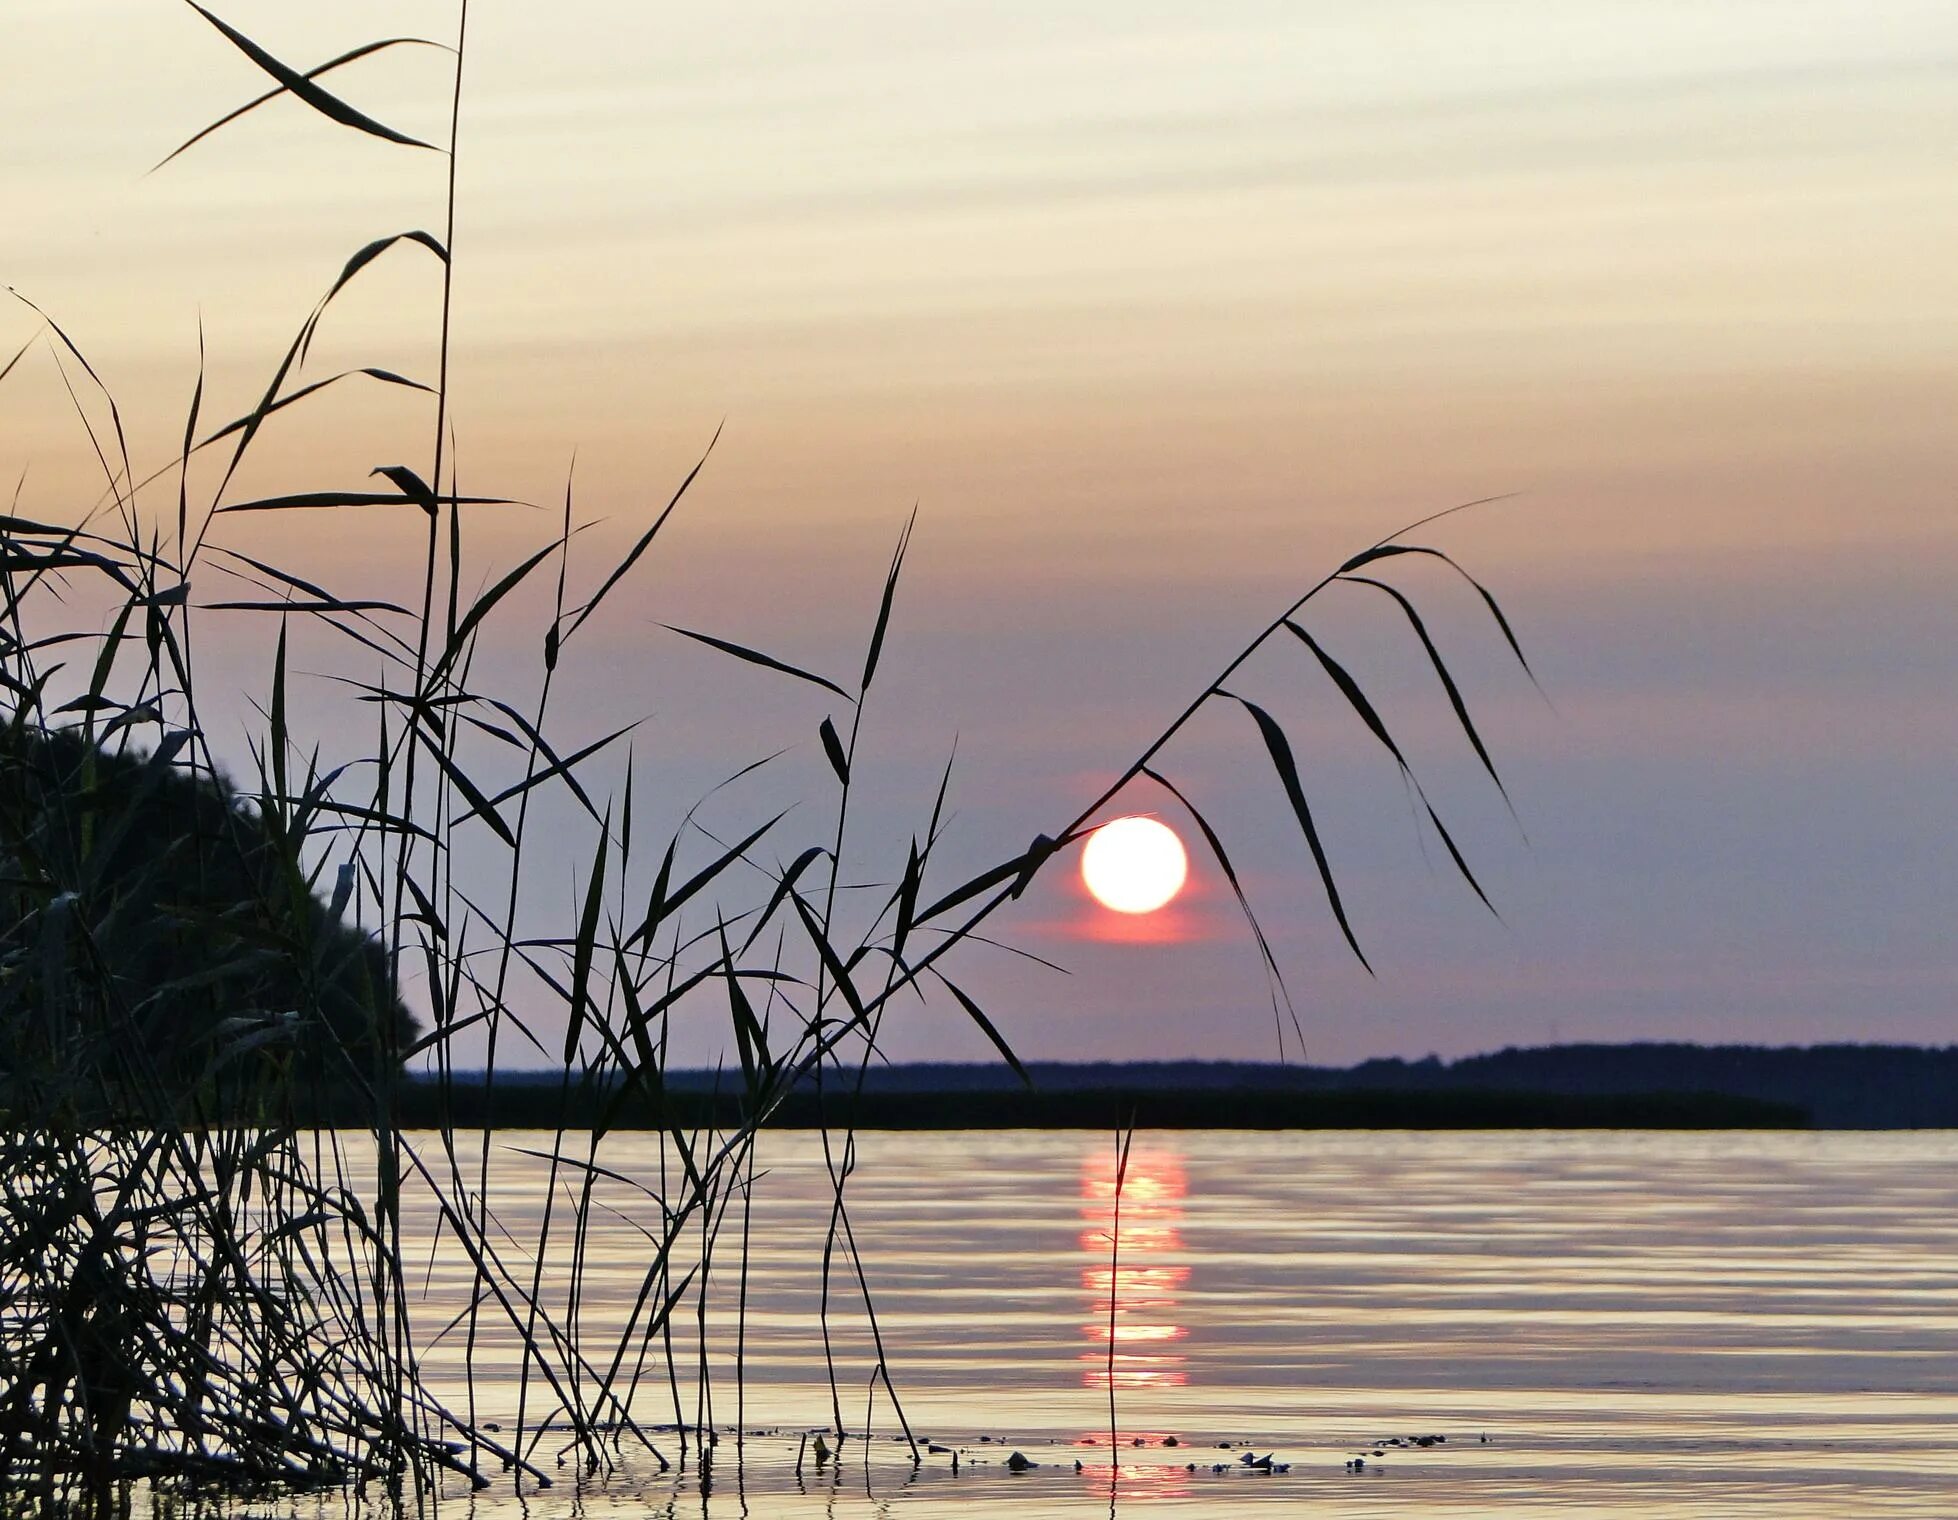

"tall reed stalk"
[1107, 1119, 1134, 1458]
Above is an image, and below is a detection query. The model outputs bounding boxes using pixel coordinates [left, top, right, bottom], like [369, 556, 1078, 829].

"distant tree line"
[553, 1043, 1958, 1129]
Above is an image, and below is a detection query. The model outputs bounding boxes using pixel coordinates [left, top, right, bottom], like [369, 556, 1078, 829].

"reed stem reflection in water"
[1079, 1146, 1191, 1395]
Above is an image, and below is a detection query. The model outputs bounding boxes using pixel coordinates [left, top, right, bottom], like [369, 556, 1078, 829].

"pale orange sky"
[3, 1, 1954, 1063]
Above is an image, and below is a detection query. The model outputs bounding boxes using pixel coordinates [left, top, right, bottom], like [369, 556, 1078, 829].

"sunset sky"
[4, 1, 1953, 1066]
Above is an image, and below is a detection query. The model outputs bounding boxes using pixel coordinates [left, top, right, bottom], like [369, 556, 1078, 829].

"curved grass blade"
[197, 368, 432, 448]
[628, 813, 787, 949]
[176, 319, 205, 559]
[0, 545, 135, 585]
[1285, 621, 1497, 916]
[929, 971, 1032, 1089]
[720, 920, 772, 1099]
[818, 716, 849, 785]
[201, 233, 444, 496]
[0, 334, 32, 389]
[427, 539, 559, 684]
[1226, 693, 1372, 974]
[790, 889, 868, 1027]
[566, 422, 722, 639]
[200, 597, 407, 614]
[1418, 797, 1498, 917]
[737, 844, 828, 957]
[181, 5, 439, 151]
[925, 738, 958, 847]
[208, 547, 419, 662]
[1338, 543, 1539, 689]
[891, 839, 922, 965]
[861, 507, 915, 691]
[373, 463, 438, 514]
[661, 625, 852, 703]
[298, 233, 448, 365]
[411, 724, 515, 845]
[565, 810, 611, 1063]
[10, 295, 133, 513]
[914, 831, 1067, 925]
[215, 487, 505, 513]
[1284, 621, 1405, 767]
[1141, 765, 1302, 1050]
[1339, 574, 1512, 809]
[467, 720, 638, 827]
[303, 797, 438, 842]
[672, 749, 794, 847]
[153, 36, 449, 171]
[904, 925, 1070, 976]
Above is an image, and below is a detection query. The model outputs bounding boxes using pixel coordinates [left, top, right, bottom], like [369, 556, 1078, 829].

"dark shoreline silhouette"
[311, 1042, 1958, 1130]
[363, 1080, 1800, 1131]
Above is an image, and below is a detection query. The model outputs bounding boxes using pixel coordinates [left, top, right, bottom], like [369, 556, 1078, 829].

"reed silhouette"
[1, 722, 415, 1107]
[0, 0, 1534, 1502]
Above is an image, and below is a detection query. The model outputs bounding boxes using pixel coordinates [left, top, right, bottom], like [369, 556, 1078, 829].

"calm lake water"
[377, 1128, 1958, 1517]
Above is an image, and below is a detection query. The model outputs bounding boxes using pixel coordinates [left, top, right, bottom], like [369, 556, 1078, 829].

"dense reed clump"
[1, 1, 1536, 1502]
[0, 546, 479, 1503]
[0, 1126, 468, 1504]
[0, 721, 415, 1107]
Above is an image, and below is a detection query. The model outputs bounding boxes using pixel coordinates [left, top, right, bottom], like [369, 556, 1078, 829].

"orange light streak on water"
[1079, 1147, 1192, 1393]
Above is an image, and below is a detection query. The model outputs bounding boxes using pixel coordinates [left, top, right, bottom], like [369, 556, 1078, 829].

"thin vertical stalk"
[1107, 1119, 1133, 1461]
[380, 3, 469, 1493]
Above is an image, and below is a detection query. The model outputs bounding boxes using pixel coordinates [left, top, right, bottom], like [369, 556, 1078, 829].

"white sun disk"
[1081, 816, 1188, 914]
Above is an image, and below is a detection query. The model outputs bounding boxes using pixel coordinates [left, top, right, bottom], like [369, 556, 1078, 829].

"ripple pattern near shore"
[386, 1127, 1958, 1516]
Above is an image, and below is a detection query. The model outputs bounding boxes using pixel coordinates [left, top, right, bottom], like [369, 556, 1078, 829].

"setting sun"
[1081, 816, 1189, 915]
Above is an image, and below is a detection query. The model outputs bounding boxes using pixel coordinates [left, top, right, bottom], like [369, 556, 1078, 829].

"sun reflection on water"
[1078, 1146, 1191, 1392]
